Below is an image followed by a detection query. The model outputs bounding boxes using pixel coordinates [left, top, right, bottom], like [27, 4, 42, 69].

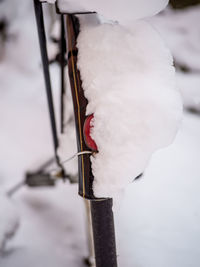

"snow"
[149, 6, 200, 72]
[149, 6, 200, 111]
[40, 0, 56, 3]
[56, 0, 168, 23]
[77, 14, 182, 198]
[116, 112, 200, 267]
[176, 72, 200, 111]
[0, 194, 19, 252]
[0, 1, 200, 267]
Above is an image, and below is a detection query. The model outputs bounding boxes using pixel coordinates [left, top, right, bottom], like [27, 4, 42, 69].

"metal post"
[33, 0, 59, 157]
[84, 200, 95, 266]
[65, 14, 118, 266]
[60, 14, 66, 133]
[91, 199, 118, 267]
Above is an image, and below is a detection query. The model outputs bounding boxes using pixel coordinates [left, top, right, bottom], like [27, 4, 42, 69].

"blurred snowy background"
[0, 0, 200, 266]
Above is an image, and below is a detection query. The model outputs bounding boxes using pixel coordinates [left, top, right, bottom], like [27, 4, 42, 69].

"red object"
[83, 114, 98, 151]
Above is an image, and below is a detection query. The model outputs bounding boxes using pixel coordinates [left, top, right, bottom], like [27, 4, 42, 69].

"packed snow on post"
[76, 14, 182, 198]
[56, 0, 168, 23]
[46, 0, 182, 198]
[42, 0, 168, 23]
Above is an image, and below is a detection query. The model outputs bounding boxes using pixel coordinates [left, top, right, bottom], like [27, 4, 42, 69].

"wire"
[6, 150, 93, 197]
[62, 151, 92, 164]
[50, 150, 93, 174]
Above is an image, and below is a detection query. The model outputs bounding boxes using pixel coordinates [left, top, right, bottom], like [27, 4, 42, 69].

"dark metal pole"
[33, 0, 59, 157]
[91, 198, 118, 267]
[65, 15, 118, 265]
[60, 14, 66, 133]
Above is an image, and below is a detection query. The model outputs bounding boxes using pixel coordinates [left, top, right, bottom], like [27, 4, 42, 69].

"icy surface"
[0, 194, 19, 252]
[57, 0, 168, 23]
[77, 15, 182, 198]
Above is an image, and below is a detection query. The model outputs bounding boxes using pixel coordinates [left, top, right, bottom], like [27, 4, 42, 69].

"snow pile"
[56, 0, 168, 23]
[0, 193, 19, 252]
[77, 15, 182, 198]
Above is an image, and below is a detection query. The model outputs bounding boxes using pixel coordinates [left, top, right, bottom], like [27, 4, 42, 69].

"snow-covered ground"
[149, 6, 200, 111]
[0, 1, 200, 267]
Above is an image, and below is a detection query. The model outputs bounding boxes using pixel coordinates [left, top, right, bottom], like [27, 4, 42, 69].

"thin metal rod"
[60, 14, 66, 133]
[33, 0, 59, 157]
[33, 157, 55, 173]
[91, 198, 118, 267]
[84, 200, 95, 266]
[7, 180, 25, 197]
[48, 151, 92, 173]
